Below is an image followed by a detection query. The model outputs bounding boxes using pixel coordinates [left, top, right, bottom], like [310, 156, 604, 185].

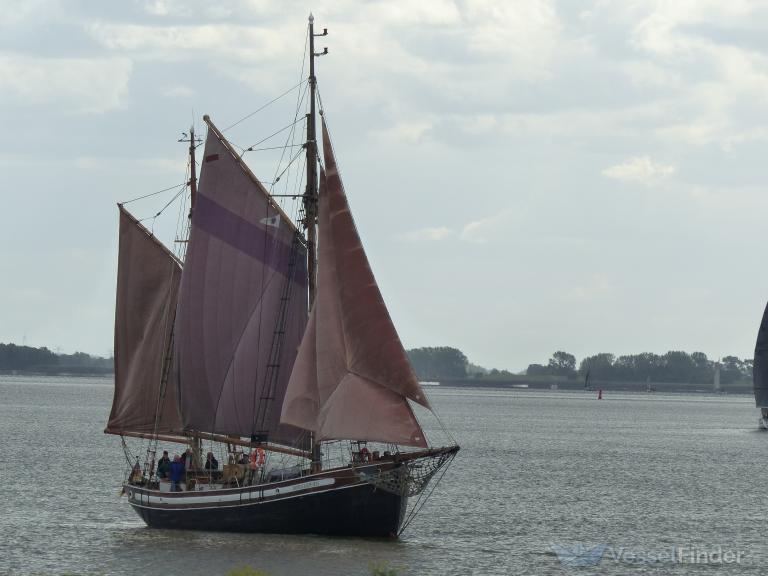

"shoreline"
[433, 377, 752, 395]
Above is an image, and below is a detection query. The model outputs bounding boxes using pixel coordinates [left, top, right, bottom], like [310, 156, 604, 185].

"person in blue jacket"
[170, 455, 184, 492]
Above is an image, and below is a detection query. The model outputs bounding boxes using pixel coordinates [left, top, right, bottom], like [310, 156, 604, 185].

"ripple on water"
[1, 377, 766, 575]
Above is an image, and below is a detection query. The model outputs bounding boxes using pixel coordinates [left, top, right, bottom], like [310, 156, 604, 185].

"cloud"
[398, 226, 454, 242]
[602, 156, 675, 183]
[401, 211, 529, 244]
[0, 53, 132, 114]
[465, 0, 561, 78]
[0, 0, 62, 28]
[87, 22, 290, 63]
[563, 273, 616, 303]
[380, 119, 435, 144]
[620, 2, 768, 148]
[160, 83, 195, 98]
[370, 0, 461, 26]
[400, 212, 524, 244]
[460, 212, 514, 244]
[73, 156, 182, 175]
[135, 0, 252, 19]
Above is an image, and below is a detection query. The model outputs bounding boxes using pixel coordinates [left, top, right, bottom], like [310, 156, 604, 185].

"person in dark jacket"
[180, 448, 193, 472]
[157, 451, 171, 479]
[170, 455, 184, 492]
[205, 452, 219, 470]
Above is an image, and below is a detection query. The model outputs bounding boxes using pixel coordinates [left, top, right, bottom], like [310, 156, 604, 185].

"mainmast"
[305, 13, 327, 472]
[304, 13, 328, 307]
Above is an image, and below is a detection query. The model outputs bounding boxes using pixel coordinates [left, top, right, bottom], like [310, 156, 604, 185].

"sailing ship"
[753, 302, 768, 429]
[106, 16, 459, 536]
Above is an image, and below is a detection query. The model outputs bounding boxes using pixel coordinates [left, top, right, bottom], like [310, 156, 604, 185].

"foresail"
[281, 120, 429, 448]
[107, 206, 182, 435]
[754, 301, 768, 407]
[173, 117, 308, 447]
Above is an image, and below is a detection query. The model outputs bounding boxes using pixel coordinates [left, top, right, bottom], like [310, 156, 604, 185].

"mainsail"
[173, 117, 308, 446]
[281, 121, 429, 448]
[754, 301, 768, 407]
[106, 206, 182, 435]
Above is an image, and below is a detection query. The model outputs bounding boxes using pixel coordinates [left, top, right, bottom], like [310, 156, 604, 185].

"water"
[1, 375, 766, 575]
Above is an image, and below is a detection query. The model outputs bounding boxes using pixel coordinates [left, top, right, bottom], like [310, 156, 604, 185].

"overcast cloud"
[2, 0, 768, 371]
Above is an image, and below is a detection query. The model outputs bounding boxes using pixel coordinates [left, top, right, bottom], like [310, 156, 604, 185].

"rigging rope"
[134, 181, 187, 227]
[271, 147, 306, 187]
[242, 116, 307, 154]
[248, 144, 304, 152]
[221, 79, 308, 132]
[273, 33, 310, 218]
[269, 81, 309, 188]
[120, 182, 187, 205]
[398, 452, 457, 535]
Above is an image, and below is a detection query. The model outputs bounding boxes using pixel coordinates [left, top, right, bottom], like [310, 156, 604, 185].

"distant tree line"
[407, 347, 468, 380]
[397, 346, 753, 385]
[527, 350, 752, 384]
[526, 351, 577, 378]
[0, 343, 112, 373]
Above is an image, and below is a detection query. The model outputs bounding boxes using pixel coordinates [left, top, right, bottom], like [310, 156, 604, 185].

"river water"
[1, 375, 766, 575]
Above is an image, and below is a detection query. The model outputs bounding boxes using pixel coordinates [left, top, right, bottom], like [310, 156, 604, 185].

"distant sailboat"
[105, 16, 459, 536]
[753, 303, 768, 429]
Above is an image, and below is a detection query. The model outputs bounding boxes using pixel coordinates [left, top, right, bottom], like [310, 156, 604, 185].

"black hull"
[129, 482, 406, 537]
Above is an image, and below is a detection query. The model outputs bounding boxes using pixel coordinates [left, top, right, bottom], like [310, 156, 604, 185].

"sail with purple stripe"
[173, 118, 308, 446]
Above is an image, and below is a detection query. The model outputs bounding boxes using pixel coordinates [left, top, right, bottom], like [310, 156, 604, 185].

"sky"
[2, 0, 768, 372]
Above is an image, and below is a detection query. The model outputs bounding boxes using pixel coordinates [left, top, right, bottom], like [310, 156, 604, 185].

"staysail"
[754, 301, 768, 407]
[173, 117, 308, 446]
[106, 206, 182, 435]
[281, 120, 429, 448]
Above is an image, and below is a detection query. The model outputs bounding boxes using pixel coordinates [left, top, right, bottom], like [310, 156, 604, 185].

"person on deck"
[170, 455, 184, 492]
[248, 448, 265, 484]
[181, 448, 193, 472]
[157, 451, 171, 479]
[131, 458, 142, 482]
[205, 452, 219, 471]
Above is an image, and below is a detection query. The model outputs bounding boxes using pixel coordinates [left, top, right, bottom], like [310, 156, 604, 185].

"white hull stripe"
[127, 481, 366, 511]
[127, 477, 336, 507]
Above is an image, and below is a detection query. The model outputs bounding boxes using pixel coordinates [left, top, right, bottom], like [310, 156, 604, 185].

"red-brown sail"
[173, 117, 308, 446]
[106, 206, 182, 435]
[281, 120, 429, 447]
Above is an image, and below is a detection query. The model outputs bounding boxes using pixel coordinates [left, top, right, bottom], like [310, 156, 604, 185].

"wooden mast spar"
[119, 429, 311, 459]
[306, 13, 327, 472]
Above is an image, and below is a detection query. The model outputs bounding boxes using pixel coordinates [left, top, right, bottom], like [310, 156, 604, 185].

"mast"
[179, 126, 200, 218]
[189, 125, 198, 214]
[304, 13, 326, 306]
[305, 13, 327, 472]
